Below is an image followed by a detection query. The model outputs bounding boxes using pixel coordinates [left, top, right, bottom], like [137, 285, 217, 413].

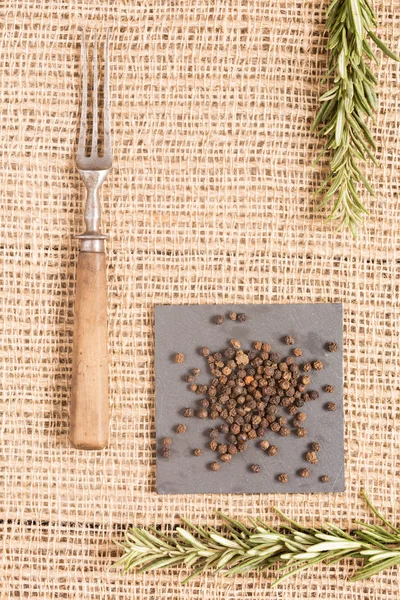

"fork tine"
[77, 29, 88, 159]
[103, 30, 112, 158]
[91, 32, 99, 156]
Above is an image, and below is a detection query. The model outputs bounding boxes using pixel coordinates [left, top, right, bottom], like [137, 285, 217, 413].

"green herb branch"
[114, 490, 400, 586]
[313, 0, 399, 236]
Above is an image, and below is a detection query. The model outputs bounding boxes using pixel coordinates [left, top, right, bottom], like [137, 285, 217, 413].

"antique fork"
[70, 31, 111, 450]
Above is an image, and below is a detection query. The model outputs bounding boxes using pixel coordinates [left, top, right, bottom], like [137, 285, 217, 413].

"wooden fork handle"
[70, 251, 109, 450]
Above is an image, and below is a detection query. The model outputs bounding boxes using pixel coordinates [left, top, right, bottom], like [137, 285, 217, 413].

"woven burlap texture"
[1, 1, 399, 598]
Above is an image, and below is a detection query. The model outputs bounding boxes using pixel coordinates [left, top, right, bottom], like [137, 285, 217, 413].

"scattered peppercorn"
[250, 464, 260, 473]
[259, 440, 270, 450]
[279, 426, 291, 437]
[299, 468, 311, 478]
[185, 374, 195, 383]
[192, 367, 200, 377]
[189, 384, 198, 392]
[197, 409, 208, 419]
[230, 339, 241, 349]
[219, 423, 230, 434]
[228, 311, 237, 321]
[209, 440, 218, 451]
[311, 442, 321, 452]
[161, 447, 171, 458]
[210, 462, 220, 471]
[328, 342, 338, 352]
[220, 454, 232, 463]
[305, 451, 318, 464]
[313, 360, 324, 370]
[303, 362, 312, 372]
[324, 385, 335, 393]
[183, 408, 194, 418]
[215, 315, 224, 325]
[199, 347, 210, 357]
[209, 428, 219, 440]
[321, 475, 330, 483]
[173, 353, 185, 364]
[193, 448, 203, 456]
[293, 347, 302, 357]
[296, 412, 307, 422]
[237, 313, 247, 322]
[267, 445, 278, 456]
[309, 390, 319, 401]
[217, 444, 228, 454]
[176, 424, 187, 434]
[302, 375, 311, 385]
[326, 402, 336, 411]
[285, 335, 295, 345]
[296, 427, 307, 437]
[253, 341, 263, 350]
[278, 473, 288, 483]
[228, 444, 238, 454]
[162, 437, 172, 447]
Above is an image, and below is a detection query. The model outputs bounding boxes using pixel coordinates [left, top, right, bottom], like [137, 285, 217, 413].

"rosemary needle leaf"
[115, 490, 400, 587]
[313, 0, 399, 236]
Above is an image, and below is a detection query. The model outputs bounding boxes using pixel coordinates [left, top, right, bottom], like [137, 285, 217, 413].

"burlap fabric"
[1, 1, 399, 598]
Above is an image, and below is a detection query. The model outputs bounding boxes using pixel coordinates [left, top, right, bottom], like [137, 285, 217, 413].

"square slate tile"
[155, 304, 344, 494]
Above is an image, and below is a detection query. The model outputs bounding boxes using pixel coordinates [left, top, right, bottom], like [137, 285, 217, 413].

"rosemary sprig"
[313, 0, 399, 237]
[115, 490, 400, 586]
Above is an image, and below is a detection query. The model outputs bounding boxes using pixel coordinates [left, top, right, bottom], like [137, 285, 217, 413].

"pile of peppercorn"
[166, 314, 338, 482]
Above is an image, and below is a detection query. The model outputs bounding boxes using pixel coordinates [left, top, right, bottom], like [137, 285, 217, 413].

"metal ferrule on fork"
[75, 169, 109, 252]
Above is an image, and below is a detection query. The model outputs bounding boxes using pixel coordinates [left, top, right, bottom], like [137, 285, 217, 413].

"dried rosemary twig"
[114, 490, 400, 586]
[313, 0, 399, 236]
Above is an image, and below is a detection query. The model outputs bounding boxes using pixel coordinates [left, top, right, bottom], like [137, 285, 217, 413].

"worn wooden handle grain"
[70, 252, 109, 450]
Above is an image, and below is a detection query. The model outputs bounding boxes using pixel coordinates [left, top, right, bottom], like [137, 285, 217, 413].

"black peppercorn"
[313, 360, 324, 370]
[209, 440, 218, 451]
[285, 335, 295, 345]
[192, 367, 200, 377]
[311, 442, 321, 452]
[215, 315, 224, 325]
[185, 374, 195, 383]
[209, 462, 220, 471]
[183, 408, 194, 418]
[306, 451, 318, 464]
[326, 402, 336, 411]
[303, 362, 312, 372]
[309, 390, 319, 401]
[217, 444, 228, 454]
[228, 444, 238, 454]
[199, 346, 210, 357]
[209, 428, 219, 440]
[197, 409, 208, 419]
[296, 412, 307, 421]
[237, 443, 248, 452]
[250, 464, 260, 473]
[220, 423, 229, 434]
[199, 398, 210, 408]
[293, 347, 302, 357]
[267, 445, 278, 456]
[237, 313, 247, 322]
[193, 448, 203, 456]
[176, 424, 187, 434]
[220, 454, 232, 463]
[328, 342, 338, 352]
[228, 311, 237, 321]
[262, 343, 272, 352]
[161, 447, 171, 458]
[162, 437, 172, 447]
[324, 384, 335, 393]
[278, 473, 288, 483]
[296, 427, 307, 437]
[253, 341, 263, 351]
[299, 468, 311, 478]
[321, 475, 330, 483]
[173, 352, 185, 364]
[259, 440, 270, 450]
[279, 426, 291, 437]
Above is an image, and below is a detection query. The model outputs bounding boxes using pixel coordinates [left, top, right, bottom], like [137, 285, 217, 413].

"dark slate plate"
[155, 304, 344, 494]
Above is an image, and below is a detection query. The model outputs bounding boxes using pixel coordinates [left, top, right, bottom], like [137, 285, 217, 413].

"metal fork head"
[76, 30, 112, 171]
